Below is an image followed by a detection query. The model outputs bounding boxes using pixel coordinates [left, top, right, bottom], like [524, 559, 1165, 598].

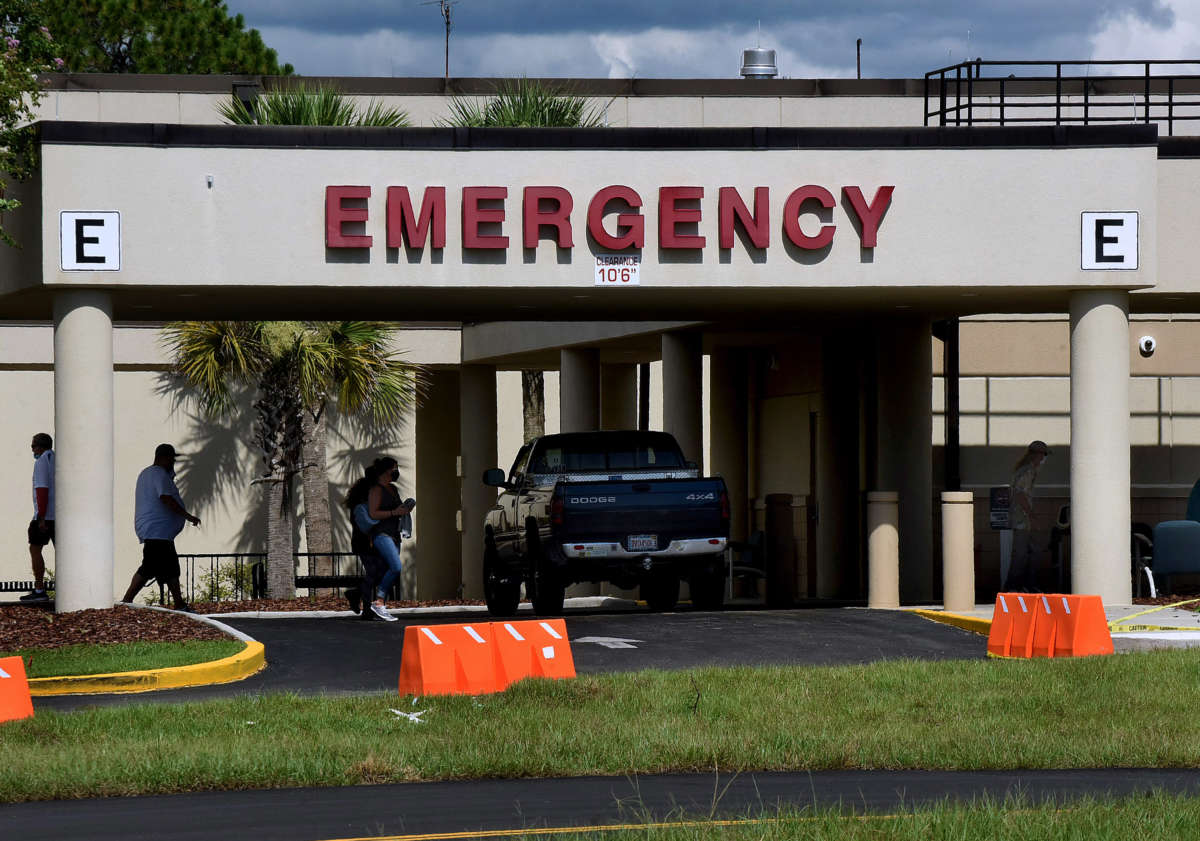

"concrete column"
[415, 368, 461, 600]
[874, 320, 933, 603]
[867, 491, 899, 608]
[709, 348, 748, 543]
[662, 331, 703, 465]
[559, 348, 599, 433]
[53, 291, 114, 612]
[818, 338, 862, 598]
[599, 363, 641, 598]
[941, 491, 975, 613]
[600, 363, 638, 430]
[459, 364, 497, 600]
[1070, 291, 1131, 604]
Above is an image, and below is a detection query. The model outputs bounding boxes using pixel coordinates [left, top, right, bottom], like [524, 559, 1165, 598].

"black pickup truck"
[481, 430, 729, 616]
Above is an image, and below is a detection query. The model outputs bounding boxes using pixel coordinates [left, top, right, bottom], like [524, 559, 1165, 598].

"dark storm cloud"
[229, 1, 1173, 37]
[227, 0, 1180, 78]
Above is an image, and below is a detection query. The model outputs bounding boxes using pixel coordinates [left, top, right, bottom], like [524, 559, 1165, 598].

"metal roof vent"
[740, 48, 777, 79]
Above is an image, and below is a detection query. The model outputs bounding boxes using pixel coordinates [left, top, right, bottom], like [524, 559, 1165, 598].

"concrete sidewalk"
[912, 596, 1200, 651]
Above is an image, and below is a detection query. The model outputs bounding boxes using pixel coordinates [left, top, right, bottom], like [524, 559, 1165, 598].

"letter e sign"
[1081, 211, 1137, 270]
[60, 211, 121, 271]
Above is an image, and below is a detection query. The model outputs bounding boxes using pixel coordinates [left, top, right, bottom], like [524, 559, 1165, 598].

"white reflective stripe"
[542, 646, 556, 659]
[463, 626, 486, 644]
[1017, 596, 1028, 613]
[0, 666, 9, 679]
[999, 596, 1009, 614]
[539, 622, 562, 639]
[504, 623, 525, 641]
[420, 627, 443, 646]
[1042, 596, 1051, 614]
[1062, 596, 1071, 614]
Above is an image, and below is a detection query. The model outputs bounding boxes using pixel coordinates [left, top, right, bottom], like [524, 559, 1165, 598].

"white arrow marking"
[574, 636, 643, 650]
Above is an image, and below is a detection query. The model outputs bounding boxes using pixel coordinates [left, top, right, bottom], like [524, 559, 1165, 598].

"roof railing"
[924, 59, 1200, 136]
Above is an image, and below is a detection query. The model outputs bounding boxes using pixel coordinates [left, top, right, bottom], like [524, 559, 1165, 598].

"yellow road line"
[27, 640, 265, 696]
[324, 815, 787, 835]
[322, 817, 780, 841]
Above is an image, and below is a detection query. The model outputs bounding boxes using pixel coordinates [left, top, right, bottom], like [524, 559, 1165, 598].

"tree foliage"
[162, 321, 425, 598]
[40, 0, 293, 74]
[0, 1, 61, 246]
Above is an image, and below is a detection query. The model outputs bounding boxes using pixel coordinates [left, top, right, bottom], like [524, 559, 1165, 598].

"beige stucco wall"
[0, 324, 460, 595]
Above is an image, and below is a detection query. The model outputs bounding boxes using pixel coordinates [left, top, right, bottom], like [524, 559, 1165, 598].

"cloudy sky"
[228, 0, 1200, 79]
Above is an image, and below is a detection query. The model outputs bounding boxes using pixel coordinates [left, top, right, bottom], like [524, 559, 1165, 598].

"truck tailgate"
[555, 477, 727, 547]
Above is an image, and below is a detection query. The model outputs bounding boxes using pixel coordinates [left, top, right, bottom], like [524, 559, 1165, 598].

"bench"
[0, 580, 54, 594]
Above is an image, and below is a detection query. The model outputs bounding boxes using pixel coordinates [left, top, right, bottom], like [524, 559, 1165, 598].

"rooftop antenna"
[421, 0, 458, 87]
[856, 38, 862, 79]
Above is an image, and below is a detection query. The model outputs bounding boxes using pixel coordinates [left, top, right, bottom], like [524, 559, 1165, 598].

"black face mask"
[390, 468, 400, 481]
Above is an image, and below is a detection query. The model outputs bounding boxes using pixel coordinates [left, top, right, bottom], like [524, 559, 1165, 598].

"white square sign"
[1081, 211, 1137, 270]
[595, 254, 640, 286]
[60, 211, 121, 271]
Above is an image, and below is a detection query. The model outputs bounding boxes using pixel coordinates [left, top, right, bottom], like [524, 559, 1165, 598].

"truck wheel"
[528, 547, 565, 616]
[689, 557, 725, 611]
[641, 574, 679, 611]
[483, 543, 520, 617]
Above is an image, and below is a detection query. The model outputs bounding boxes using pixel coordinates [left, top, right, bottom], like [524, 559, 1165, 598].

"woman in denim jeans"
[344, 457, 412, 621]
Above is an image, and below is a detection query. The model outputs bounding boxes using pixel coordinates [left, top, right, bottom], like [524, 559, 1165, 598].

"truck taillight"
[719, 491, 730, 522]
[551, 495, 564, 526]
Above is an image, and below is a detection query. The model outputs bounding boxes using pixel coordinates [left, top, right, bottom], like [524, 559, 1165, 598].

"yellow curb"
[27, 641, 265, 696]
[910, 609, 991, 636]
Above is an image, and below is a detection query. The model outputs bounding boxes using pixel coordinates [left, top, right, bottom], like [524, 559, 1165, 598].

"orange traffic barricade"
[0, 655, 34, 723]
[1052, 594, 1114, 657]
[397, 623, 498, 696]
[1030, 595, 1058, 658]
[492, 619, 576, 689]
[988, 593, 1113, 659]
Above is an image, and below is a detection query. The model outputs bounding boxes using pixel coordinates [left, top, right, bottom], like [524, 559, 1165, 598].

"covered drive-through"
[0, 121, 1154, 611]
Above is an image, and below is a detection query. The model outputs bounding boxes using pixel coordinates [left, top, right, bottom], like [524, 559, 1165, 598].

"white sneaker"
[370, 603, 397, 622]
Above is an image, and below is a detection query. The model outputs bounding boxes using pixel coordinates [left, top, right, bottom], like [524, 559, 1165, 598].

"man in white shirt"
[20, 433, 55, 603]
[120, 443, 201, 611]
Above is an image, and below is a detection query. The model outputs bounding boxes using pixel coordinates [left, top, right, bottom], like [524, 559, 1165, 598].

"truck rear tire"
[483, 543, 520, 617]
[641, 574, 679, 611]
[528, 547, 565, 616]
[689, 556, 726, 611]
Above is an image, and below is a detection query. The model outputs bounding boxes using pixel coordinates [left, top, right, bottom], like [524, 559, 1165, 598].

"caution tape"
[1107, 598, 1200, 631]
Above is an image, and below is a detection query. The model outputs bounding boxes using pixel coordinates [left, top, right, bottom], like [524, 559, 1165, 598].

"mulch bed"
[1131, 595, 1200, 611]
[2, 597, 488, 651]
[0, 605, 228, 652]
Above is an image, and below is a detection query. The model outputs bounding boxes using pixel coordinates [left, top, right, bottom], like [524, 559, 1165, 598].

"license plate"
[627, 534, 658, 551]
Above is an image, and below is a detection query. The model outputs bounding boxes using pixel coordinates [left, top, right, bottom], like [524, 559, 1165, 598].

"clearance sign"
[324, 184, 895, 261]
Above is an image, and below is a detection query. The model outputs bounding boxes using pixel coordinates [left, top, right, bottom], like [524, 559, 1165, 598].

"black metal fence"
[172, 552, 368, 604]
[924, 60, 1200, 135]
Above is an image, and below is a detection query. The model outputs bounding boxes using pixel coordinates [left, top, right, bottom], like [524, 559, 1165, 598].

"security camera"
[1138, 335, 1156, 357]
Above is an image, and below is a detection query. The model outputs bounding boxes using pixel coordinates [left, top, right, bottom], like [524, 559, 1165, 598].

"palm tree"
[163, 321, 423, 599]
[206, 86, 413, 584]
[446, 80, 602, 442]
[217, 84, 410, 127]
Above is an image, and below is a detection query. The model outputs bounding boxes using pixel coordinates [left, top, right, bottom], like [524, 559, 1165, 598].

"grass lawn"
[2, 649, 1200, 802]
[549, 793, 1200, 840]
[0, 640, 246, 678]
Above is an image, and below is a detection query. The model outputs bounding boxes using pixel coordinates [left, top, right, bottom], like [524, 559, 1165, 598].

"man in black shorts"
[20, 433, 55, 602]
[121, 444, 201, 611]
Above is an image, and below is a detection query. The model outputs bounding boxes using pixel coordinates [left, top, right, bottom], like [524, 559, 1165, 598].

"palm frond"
[160, 321, 267, 417]
[443, 78, 603, 128]
[216, 84, 410, 127]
